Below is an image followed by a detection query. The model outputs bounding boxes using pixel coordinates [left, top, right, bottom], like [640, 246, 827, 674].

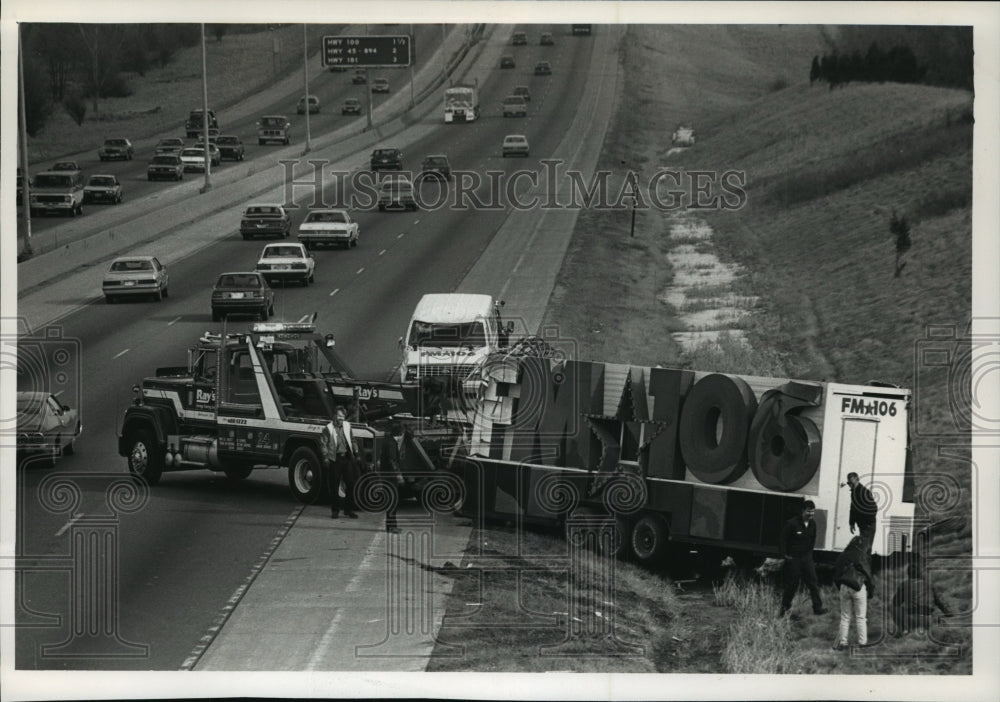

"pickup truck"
[240, 203, 292, 240]
[257, 115, 291, 145]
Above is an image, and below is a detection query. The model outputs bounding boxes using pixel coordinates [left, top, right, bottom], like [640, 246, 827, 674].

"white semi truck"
[444, 82, 480, 123]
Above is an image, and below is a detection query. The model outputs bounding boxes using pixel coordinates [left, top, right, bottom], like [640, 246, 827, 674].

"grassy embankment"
[26, 24, 340, 164]
[430, 25, 973, 674]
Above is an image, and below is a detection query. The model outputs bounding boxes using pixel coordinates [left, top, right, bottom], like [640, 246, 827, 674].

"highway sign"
[322, 35, 412, 68]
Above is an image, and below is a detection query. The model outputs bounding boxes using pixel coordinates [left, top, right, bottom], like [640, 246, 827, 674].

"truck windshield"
[33, 174, 71, 188]
[408, 321, 487, 348]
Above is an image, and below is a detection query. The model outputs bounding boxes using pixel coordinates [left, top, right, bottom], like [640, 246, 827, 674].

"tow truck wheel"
[631, 513, 669, 563]
[127, 428, 163, 485]
[288, 446, 324, 504]
[224, 465, 253, 481]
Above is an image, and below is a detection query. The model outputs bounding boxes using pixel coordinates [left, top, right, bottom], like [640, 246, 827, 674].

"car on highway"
[502, 95, 528, 118]
[155, 138, 185, 156]
[16, 391, 82, 468]
[241, 203, 292, 240]
[256, 243, 315, 285]
[421, 154, 452, 180]
[83, 175, 123, 204]
[378, 175, 417, 211]
[29, 169, 85, 217]
[147, 154, 184, 181]
[534, 61, 553, 76]
[342, 97, 362, 115]
[297, 208, 360, 249]
[216, 135, 245, 161]
[513, 85, 531, 102]
[257, 115, 292, 145]
[98, 138, 134, 161]
[352, 70, 367, 84]
[500, 55, 515, 69]
[511, 31, 527, 46]
[370, 147, 403, 172]
[53, 161, 81, 172]
[372, 78, 390, 93]
[211, 272, 275, 321]
[185, 108, 219, 138]
[179, 147, 217, 171]
[297, 94, 320, 114]
[540, 32, 554, 46]
[194, 140, 223, 164]
[102, 255, 169, 303]
[502, 134, 530, 157]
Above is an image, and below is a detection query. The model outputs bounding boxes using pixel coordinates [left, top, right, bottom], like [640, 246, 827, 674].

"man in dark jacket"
[379, 422, 407, 534]
[780, 500, 826, 616]
[847, 472, 878, 554]
[832, 536, 875, 649]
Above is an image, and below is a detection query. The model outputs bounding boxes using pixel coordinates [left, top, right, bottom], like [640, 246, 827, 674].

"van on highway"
[29, 169, 85, 217]
[399, 294, 513, 389]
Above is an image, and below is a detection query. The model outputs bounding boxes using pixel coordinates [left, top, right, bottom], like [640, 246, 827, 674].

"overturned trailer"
[445, 353, 915, 562]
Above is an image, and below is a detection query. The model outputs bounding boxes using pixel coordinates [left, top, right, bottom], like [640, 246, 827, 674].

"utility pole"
[18, 23, 33, 258]
[200, 24, 211, 192]
[408, 24, 415, 109]
[365, 24, 373, 131]
[303, 24, 312, 153]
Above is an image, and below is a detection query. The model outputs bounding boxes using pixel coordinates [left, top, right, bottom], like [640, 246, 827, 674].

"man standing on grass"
[780, 500, 827, 616]
[847, 472, 878, 555]
[832, 535, 875, 650]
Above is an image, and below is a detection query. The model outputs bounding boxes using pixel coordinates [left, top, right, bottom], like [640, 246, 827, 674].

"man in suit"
[379, 422, 407, 534]
[321, 406, 359, 519]
[780, 500, 827, 616]
[847, 472, 878, 555]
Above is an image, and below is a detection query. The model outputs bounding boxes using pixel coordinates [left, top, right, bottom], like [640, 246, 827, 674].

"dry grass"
[27, 24, 341, 163]
[427, 524, 682, 672]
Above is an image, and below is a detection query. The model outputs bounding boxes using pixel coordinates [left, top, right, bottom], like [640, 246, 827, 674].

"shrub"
[62, 92, 87, 127]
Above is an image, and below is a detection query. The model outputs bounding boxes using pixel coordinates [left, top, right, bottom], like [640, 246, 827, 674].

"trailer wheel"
[631, 513, 669, 563]
[127, 428, 163, 485]
[224, 465, 253, 481]
[288, 445, 324, 504]
[567, 508, 630, 560]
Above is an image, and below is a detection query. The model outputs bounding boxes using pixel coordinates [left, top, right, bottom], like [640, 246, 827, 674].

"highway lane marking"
[307, 529, 386, 670]
[356, 267, 365, 275]
[55, 513, 83, 537]
[397, 232, 404, 238]
[378, 249, 387, 256]
[168, 317, 182, 326]
[180, 506, 304, 671]
[297, 314, 312, 323]
[329, 288, 340, 297]
[113, 349, 130, 359]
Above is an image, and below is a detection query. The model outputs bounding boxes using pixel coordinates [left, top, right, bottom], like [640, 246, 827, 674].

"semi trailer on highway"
[444, 82, 480, 123]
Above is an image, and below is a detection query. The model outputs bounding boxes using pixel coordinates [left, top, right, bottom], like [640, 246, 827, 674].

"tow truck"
[117, 321, 450, 503]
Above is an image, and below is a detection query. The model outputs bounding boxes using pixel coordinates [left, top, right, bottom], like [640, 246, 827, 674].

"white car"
[255, 243, 315, 286]
[179, 147, 217, 172]
[297, 209, 360, 249]
[102, 255, 169, 303]
[502, 134, 530, 157]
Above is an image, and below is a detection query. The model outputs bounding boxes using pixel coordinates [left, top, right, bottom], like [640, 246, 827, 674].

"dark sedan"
[216, 135, 246, 161]
[211, 272, 275, 321]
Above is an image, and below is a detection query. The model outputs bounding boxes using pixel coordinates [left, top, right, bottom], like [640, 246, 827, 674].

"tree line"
[809, 26, 973, 91]
[19, 23, 231, 136]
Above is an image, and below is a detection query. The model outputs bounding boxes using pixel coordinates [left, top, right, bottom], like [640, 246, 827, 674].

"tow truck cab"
[118, 322, 414, 503]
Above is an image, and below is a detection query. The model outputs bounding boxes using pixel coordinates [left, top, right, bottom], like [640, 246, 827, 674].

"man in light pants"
[832, 535, 875, 650]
